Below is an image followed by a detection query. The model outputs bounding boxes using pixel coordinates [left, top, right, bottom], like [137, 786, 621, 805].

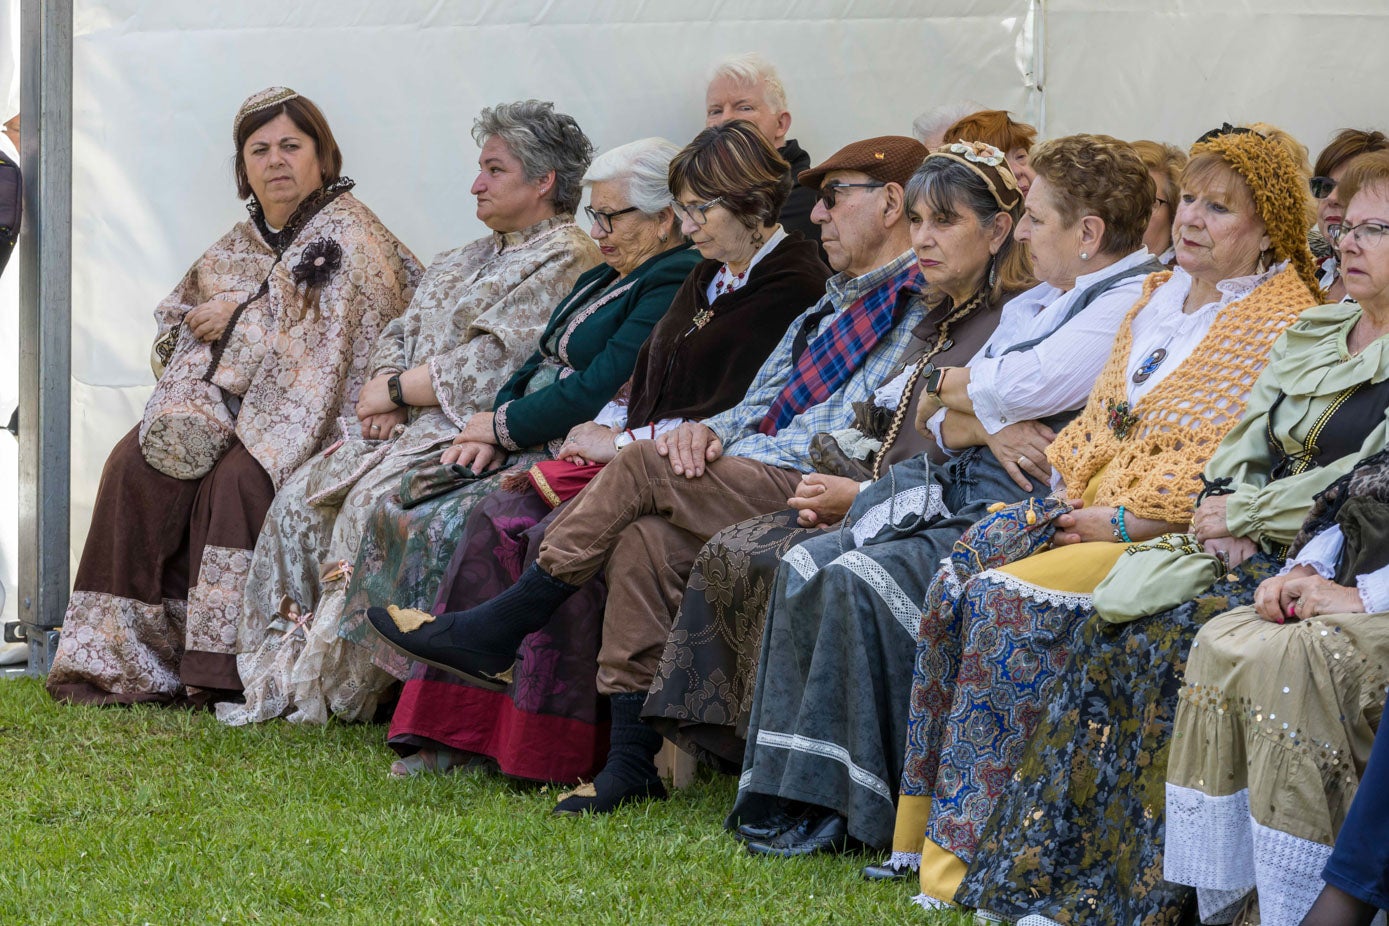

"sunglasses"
[1309, 176, 1337, 200]
[815, 181, 886, 210]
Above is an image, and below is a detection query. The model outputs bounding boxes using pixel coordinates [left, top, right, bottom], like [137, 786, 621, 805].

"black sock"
[442, 563, 579, 654]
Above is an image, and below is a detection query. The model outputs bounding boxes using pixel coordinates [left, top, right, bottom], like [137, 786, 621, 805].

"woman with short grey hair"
[473, 99, 594, 215]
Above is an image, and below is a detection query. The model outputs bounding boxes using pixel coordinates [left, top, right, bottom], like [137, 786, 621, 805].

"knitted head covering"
[1188, 126, 1321, 297]
[925, 140, 1023, 212]
[233, 86, 300, 143]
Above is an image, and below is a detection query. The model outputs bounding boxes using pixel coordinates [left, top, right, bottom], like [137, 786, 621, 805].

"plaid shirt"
[704, 250, 927, 472]
[760, 258, 922, 434]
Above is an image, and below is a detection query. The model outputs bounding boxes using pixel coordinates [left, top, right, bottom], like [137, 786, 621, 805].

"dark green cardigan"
[490, 244, 701, 450]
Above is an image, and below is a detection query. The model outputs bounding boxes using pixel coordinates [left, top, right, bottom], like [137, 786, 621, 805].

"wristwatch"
[614, 431, 635, 450]
[923, 364, 947, 398]
[386, 373, 408, 408]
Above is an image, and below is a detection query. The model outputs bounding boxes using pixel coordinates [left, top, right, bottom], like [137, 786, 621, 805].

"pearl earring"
[1080, 251, 1090, 260]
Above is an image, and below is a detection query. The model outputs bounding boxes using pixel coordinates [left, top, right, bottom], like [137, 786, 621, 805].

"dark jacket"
[491, 244, 702, 450]
[778, 139, 823, 257]
[626, 232, 830, 427]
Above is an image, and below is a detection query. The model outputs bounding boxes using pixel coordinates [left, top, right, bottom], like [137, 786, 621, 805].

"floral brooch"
[292, 237, 343, 288]
[1106, 398, 1139, 439]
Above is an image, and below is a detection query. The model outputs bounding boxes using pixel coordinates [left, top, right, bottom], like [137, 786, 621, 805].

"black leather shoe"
[732, 807, 800, 844]
[365, 606, 516, 691]
[745, 810, 856, 858]
[861, 861, 912, 881]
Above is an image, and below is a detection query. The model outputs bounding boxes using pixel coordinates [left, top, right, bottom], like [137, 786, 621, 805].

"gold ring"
[1017, 455, 1028, 467]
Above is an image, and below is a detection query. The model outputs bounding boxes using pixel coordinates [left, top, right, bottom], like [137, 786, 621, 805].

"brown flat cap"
[798, 136, 928, 190]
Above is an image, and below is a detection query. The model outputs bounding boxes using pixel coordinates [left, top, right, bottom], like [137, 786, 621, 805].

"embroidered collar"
[491, 214, 578, 256]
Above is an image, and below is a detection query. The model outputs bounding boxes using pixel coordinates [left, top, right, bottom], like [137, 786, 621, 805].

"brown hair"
[940, 110, 1037, 155]
[905, 154, 1034, 308]
[1314, 128, 1389, 180]
[1337, 150, 1389, 207]
[668, 120, 791, 229]
[233, 95, 342, 200]
[1130, 139, 1187, 213]
[1030, 134, 1155, 257]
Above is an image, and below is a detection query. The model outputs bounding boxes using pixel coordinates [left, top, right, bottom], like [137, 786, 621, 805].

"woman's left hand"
[457, 412, 498, 446]
[1192, 495, 1232, 544]
[788, 473, 860, 528]
[1051, 501, 1118, 546]
[1272, 572, 1366, 622]
[186, 297, 239, 342]
[559, 422, 620, 465]
[442, 440, 499, 473]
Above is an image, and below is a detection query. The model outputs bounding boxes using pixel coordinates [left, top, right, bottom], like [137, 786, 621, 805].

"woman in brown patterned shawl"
[47, 88, 422, 705]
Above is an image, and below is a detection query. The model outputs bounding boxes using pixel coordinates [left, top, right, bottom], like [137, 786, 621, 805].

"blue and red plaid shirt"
[759, 258, 923, 434]
[704, 251, 927, 472]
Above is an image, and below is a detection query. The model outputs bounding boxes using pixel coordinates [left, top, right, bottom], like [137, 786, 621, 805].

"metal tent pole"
[6, 0, 73, 675]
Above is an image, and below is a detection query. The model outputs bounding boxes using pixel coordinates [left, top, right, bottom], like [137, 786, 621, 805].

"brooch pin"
[1106, 398, 1139, 439]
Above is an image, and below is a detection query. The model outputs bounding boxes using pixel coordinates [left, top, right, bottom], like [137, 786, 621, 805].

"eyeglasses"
[584, 204, 640, 234]
[1309, 176, 1337, 200]
[673, 196, 726, 227]
[1331, 220, 1389, 249]
[816, 182, 886, 210]
[1154, 198, 1169, 207]
[1195, 123, 1262, 145]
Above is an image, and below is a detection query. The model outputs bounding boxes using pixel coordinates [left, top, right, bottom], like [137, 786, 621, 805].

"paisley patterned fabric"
[954, 556, 1280, 925]
[47, 189, 420, 706]
[225, 216, 598, 725]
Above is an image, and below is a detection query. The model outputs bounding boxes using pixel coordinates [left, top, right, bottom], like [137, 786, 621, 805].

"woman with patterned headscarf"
[47, 88, 421, 705]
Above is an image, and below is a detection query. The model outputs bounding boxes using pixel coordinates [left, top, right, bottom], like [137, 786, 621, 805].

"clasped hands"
[1253, 563, 1365, 623]
[440, 411, 499, 472]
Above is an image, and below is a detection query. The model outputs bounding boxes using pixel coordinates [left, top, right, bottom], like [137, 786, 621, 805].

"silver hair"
[584, 138, 680, 215]
[707, 52, 788, 113]
[912, 100, 986, 147]
[472, 100, 595, 214]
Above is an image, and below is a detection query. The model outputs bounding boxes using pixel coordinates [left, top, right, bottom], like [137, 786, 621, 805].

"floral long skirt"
[954, 554, 1281, 926]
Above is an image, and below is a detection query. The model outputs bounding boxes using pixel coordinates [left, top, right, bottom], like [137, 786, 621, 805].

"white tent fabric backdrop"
[29, 0, 1389, 575]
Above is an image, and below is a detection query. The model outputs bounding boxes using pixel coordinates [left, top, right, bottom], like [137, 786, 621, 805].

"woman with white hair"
[220, 102, 655, 725]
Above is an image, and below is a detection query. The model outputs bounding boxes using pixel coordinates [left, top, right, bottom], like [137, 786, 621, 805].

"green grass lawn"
[0, 677, 973, 925]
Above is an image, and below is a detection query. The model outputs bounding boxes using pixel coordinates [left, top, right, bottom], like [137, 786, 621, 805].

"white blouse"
[1284, 524, 1389, 612]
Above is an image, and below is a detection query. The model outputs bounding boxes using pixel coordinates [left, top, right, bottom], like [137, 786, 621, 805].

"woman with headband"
[723, 136, 1163, 862]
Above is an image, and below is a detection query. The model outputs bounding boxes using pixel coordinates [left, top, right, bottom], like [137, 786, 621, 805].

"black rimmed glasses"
[673, 196, 726, 227]
[1310, 176, 1338, 200]
[816, 181, 886, 210]
[1331, 220, 1389, 249]
[584, 204, 640, 234]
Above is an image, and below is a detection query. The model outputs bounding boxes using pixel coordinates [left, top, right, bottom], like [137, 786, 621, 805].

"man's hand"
[655, 422, 722, 478]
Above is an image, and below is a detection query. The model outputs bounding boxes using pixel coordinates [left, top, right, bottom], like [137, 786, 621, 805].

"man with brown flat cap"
[368, 136, 930, 816]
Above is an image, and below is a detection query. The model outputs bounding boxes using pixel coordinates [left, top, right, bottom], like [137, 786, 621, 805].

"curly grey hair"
[584, 138, 680, 215]
[472, 100, 595, 214]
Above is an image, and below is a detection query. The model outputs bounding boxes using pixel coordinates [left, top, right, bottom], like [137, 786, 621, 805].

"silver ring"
[370, 424, 380, 431]
[1017, 455, 1029, 467]
[391, 423, 406, 437]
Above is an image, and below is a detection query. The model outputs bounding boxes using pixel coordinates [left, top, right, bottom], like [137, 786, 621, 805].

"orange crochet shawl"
[1046, 267, 1316, 523]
